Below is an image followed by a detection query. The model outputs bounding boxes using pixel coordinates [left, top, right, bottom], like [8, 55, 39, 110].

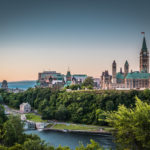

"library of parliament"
[101, 35, 150, 89]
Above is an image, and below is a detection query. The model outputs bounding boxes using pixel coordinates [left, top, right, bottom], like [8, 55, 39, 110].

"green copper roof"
[126, 72, 150, 79]
[116, 72, 124, 79]
[66, 71, 71, 77]
[125, 60, 129, 66]
[64, 81, 72, 87]
[73, 74, 87, 77]
[142, 37, 147, 51]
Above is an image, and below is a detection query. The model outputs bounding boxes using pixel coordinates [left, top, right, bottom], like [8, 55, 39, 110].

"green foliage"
[53, 124, 99, 131]
[8, 143, 24, 150]
[82, 77, 94, 89]
[66, 84, 81, 90]
[0, 105, 7, 125]
[1, 88, 150, 126]
[96, 109, 107, 126]
[76, 139, 104, 150]
[23, 138, 48, 150]
[0, 95, 3, 104]
[106, 97, 150, 150]
[0, 145, 8, 150]
[26, 113, 45, 122]
[2, 116, 25, 146]
[55, 105, 69, 121]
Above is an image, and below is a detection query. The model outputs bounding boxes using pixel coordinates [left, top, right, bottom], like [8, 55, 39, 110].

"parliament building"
[101, 36, 150, 89]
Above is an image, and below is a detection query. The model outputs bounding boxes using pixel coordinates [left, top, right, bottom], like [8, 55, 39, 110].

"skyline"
[1, 0, 150, 81]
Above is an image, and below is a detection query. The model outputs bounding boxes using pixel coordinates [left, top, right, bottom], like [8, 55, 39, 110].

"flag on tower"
[141, 32, 145, 35]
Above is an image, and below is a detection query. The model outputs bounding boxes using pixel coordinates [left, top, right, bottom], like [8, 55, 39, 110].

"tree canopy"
[82, 77, 94, 89]
[107, 97, 150, 150]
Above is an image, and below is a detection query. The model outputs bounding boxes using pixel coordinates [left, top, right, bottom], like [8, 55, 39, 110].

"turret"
[112, 60, 116, 83]
[124, 60, 129, 77]
[66, 69, 71, 82]
[120, 67, 122, 74]
[140, 34, 149, 73]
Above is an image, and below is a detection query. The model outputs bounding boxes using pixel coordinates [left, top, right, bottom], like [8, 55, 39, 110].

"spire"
[113, 60, 116, 64]
[112, 60, 116, 67]
[142, 36, 147, 51]
[120, 67, 122, 73]
[66, 67, 71, 77]
[125, 60, 129, 66]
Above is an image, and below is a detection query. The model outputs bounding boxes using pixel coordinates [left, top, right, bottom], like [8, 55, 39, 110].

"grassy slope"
[52, 124, 100, 131]
[26, 113, 46, 122]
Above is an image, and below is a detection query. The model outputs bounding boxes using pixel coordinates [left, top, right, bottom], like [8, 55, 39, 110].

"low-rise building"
[101, 35, 150, 90]
[20, 103, 31, 113]
[37, 71, 64, 88]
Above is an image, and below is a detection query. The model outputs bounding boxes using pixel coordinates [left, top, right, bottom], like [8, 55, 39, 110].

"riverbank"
[44, 123, 112, 134]
[24, 113, 113, 134]
[4, 105, 113, 134]
[43, 128, 111, 135]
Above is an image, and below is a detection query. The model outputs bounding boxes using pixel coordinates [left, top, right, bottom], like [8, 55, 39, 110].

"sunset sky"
[0, 0, 150, 81]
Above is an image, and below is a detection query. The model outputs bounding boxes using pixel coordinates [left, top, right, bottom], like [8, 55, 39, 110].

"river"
[25, 130, 116, 150]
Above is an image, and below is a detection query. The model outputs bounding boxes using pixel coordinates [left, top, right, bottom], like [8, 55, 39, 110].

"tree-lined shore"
[0, 88, 150, 149]
[1, 88, 150, 125]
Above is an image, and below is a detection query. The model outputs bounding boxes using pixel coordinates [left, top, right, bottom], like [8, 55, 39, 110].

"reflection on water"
[25, 130, 116, 150]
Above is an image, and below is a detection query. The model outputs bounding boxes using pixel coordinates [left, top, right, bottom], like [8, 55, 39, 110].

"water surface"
[0, 81, 36, 90]
[25, 130, 115, 150]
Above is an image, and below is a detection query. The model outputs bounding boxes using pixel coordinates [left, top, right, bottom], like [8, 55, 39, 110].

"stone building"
[20, 103, 31, 113]
[37, 71, 64, 88]
[100, 71, 112, 89]
[101, 35, 150, 90]
[64, 71, 87, 87]
[125, 72, 150, 89]
[1, 80, 8, 90]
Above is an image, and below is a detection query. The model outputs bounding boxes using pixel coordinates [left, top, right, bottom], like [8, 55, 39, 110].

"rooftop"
[126, 71, 150, 79]
[116, 72, 124, 79]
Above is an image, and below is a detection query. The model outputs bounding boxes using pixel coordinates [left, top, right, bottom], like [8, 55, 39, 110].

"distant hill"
[0, 80, 36, 90]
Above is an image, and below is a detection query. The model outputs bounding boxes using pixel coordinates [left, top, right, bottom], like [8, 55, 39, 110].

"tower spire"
[124, 60, 129, 77]
[142, 37, 147, 51]
[141, 32, 147, 51]
[112, 60, 116, 84]
[140, 33, 149, 73]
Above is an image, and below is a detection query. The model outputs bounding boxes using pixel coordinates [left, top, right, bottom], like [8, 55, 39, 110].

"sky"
[0, 0, 150, 81]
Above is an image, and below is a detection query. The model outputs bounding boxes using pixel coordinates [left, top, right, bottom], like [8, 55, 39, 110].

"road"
[4, 105, 20, 116]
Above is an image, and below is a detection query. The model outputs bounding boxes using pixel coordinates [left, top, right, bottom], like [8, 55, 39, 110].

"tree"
[0, 105, 7, 124]
[76, 139, 103, 150]
[82, 77, 94, 89]
[0, 95, 3, 104]
[106, 100, 114, 111]
[8, 143, 24, 150]
[2, 116, 25, 146]
[67, 84, 81, 90]
[0, 145, 7, 150]
[23, 139, 49, 150]
[41, 106, 55, 120]
[55, 105, 69, 121]
[95, 109, 107, 126]
[106, 97, 150, 150]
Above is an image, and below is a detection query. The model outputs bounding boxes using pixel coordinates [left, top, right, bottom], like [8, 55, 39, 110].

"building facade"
[101, 35, 150, 90]
[37, 71, 64, 88]
[37, 70, 88, 88]
[20, 103, 31, 113]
